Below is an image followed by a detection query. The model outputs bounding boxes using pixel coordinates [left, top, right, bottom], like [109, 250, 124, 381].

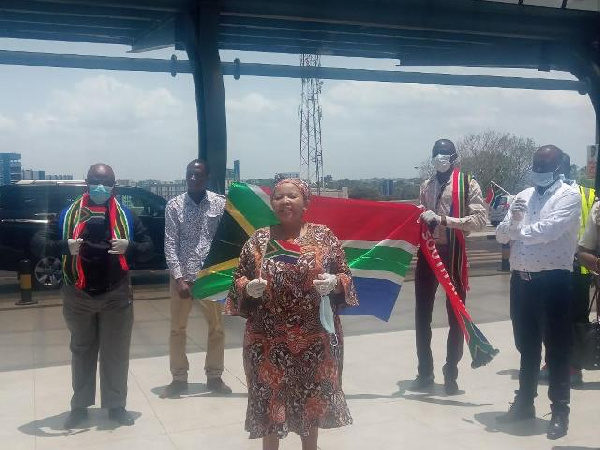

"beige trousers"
[169, 278, 225, 381]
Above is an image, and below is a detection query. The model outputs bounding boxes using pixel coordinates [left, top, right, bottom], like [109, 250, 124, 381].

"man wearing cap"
[413, 139, 487, 395]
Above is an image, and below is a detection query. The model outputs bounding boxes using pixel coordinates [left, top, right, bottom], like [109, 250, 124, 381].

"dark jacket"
[32, 204, 154, 295]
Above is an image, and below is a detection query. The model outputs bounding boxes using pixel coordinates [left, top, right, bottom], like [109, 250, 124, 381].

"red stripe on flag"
[305, 197, 421, 244]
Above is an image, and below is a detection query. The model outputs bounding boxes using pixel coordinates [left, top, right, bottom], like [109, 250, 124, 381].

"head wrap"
[272, 178, 311, 202]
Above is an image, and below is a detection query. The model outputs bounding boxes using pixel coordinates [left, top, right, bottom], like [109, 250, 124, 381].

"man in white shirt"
[160, 159, 230, 398]
[496, 145, 581, 440]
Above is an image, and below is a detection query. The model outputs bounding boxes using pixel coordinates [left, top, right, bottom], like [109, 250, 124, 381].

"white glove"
[420, 210, 441, 225]
[510, 198, 527, 223]
[313, 273, 338, 296]
[108, 239, 129, 255]
[67, 238, 83, 256]
[246, 278, 267, 298]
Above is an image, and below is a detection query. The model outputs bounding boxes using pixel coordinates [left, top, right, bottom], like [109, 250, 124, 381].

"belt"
[514, 270, 566, 281]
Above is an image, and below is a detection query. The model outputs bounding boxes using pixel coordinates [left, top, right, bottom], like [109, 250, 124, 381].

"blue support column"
[180, 7, 227, 194]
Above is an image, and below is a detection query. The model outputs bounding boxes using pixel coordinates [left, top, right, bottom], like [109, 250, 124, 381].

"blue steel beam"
[0, 50, 588, 93]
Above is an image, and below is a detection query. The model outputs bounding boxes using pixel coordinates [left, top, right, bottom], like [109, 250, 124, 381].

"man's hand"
[108, 239, 129, 255]
[177, 278, 191, 299]
[420, 210, 441, 225]
[67, 238, 83, 256]
[246, 278, 267, 298]
[510, 198, 527, 223]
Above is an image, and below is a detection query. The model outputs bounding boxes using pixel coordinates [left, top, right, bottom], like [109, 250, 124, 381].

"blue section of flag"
[340, 277, 401, 322]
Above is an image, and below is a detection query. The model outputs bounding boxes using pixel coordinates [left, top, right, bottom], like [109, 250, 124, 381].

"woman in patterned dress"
[225, 179, 358, 450]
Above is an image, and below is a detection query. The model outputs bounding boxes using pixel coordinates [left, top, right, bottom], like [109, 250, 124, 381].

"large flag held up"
[193, 182, 498, 368]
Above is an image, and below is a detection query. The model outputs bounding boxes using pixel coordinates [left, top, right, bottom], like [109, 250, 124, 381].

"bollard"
[16, 259, 37, 305]
[501, 243, 510, 272]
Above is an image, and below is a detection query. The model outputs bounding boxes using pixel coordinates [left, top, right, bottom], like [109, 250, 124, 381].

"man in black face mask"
[496, 146, 581, 440]
[32, 163, 154, 429]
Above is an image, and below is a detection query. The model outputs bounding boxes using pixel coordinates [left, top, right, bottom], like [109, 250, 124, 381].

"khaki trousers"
[169, 278, 225, 381]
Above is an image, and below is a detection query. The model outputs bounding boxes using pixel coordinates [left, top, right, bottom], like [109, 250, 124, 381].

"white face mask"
[319, 295, 336, 334]
[530, 170, 557, 188]
[433, 154, 453, 173]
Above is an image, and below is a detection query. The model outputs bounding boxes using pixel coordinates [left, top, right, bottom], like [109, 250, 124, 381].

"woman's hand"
[313, 273, 338, 296]
[246, 278, 268, 298]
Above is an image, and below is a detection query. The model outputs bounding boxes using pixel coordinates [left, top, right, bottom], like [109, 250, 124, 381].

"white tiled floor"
[2, 304, 600, 449]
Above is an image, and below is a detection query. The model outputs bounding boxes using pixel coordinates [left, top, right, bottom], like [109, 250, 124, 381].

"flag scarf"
[193, 182, 498, 368]
[448, 169, 470, 293]
[59, 194, 132, 289]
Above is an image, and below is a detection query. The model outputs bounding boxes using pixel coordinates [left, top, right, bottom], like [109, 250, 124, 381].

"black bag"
[575, 288, 600, 371]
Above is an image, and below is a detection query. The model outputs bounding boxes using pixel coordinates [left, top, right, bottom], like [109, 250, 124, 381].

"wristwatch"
[441, 215, 447, 227]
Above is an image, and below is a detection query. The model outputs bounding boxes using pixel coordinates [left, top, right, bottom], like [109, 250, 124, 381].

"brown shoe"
[159, 380, 188, 399]
[207, 377, 232, 394]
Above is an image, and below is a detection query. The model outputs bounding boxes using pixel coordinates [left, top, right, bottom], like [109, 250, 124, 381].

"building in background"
[45, 174, 74, 180]
[137, 179, 186, 201]
[0, 153, 22, 186]
[274, 172, 300, 181]
[380, 179, 394, 197]
[116, 179, 135, 187]
[22, 169, 46, 180]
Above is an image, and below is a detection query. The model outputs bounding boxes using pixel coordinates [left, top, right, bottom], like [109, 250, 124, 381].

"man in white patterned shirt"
[160, 159, 230, 398]
[496, 145, 580, 440]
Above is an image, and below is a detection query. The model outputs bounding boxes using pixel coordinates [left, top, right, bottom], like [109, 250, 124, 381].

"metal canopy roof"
[0, 0, 599, 72]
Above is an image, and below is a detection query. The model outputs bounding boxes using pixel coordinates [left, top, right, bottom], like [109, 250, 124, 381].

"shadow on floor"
[18, 408, 142, 437]
[345, 392, 403, 400]
[552, 447, 600, 450]
[572, 381, 600, 391]
[496, 369, 519, 380]
[151, 382, 248, 399]
[395, 380, 492, 408]
[473, 411, 549, 437]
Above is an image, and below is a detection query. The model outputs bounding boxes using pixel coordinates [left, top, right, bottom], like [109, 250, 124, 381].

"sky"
[0, 38, 595, 182]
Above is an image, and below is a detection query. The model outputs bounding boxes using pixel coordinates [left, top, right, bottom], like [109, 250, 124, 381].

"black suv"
[0, 181, 167, 288]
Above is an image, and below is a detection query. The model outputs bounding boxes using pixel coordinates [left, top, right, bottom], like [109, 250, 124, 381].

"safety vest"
[579, 185, 596, 274]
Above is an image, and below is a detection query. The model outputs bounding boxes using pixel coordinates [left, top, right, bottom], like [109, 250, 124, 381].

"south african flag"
[192, 182, 499, 368]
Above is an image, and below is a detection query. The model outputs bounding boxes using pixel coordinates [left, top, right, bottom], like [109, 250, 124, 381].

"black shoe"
[108, 407, 135, 426]
[409, 374, 434, 392]
[496, 400, 535, 423]
[64, 408, 88, 429]
[547, 412, 569, 440]
[444, 379, 460, 396]
[159, 380, 188, 399]
[206, 377, 232, 394]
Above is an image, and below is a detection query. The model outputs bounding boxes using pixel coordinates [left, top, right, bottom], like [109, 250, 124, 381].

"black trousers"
[510, 270, 571, 408]
[62, 277, 134, 410]
[415, 247, 466, 381]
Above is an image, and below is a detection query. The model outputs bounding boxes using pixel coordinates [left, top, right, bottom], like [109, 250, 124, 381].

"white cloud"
[0, 114, 17, 131]
[226, 92, 279, 113]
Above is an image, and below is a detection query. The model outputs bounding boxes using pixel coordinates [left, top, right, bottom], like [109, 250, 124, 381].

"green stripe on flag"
[193, 268, 235, 300]
[227, 183, 278, 229]
[344, 246, 413, 277]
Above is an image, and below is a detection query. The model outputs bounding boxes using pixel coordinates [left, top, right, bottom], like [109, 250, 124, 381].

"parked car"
[0, 180, 166, 289]
[489, 194, 514, 226]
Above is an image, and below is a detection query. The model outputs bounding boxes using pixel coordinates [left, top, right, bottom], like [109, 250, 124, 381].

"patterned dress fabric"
[225, 223, 358, 439]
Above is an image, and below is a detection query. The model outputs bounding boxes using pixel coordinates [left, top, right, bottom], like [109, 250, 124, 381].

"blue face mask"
[530, 171, 556, 188]
[319, 295, 336, 335]
[88, 184, 112, 204]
